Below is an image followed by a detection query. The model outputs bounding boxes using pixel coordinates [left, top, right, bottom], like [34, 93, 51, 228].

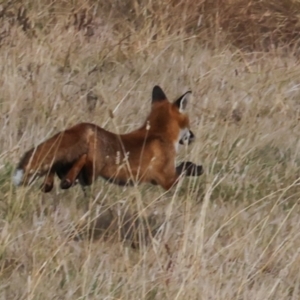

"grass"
[1, 0, 300, 299]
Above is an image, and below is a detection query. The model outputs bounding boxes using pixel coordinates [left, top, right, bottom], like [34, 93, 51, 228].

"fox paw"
[40, 183, 53, 193]
[176, 161, 203, 177]
[60, 178, 73, 189]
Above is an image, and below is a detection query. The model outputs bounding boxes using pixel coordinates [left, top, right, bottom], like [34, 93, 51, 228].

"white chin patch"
[174, 128, 190, 152]
[181, 129, 190, 144]
[12, 169, 24, 186]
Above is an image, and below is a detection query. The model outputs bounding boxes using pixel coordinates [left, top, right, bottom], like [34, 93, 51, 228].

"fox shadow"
[69, 206, 163, 249]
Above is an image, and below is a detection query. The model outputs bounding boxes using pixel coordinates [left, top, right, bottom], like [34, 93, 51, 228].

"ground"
[0, 1, 300, 299]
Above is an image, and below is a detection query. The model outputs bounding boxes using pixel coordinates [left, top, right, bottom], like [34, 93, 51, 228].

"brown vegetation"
[1, 0, 300, 52]
[0, 0, 300, 299]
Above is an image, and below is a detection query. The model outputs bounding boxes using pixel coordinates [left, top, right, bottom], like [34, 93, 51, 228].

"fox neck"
[135, 119, 183, 152]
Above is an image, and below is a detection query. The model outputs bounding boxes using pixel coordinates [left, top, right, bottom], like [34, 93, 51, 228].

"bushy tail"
[12, 146, 49, 186]
[12, 168, 25, 186]
[12, 128, 88, 186]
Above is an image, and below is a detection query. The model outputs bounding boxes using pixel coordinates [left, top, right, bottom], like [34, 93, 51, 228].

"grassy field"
[1, 1, 300, 299]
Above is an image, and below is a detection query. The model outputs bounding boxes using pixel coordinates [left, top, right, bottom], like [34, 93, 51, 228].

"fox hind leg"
[40, 170, 55, 193]
[60, 154, 87, 190]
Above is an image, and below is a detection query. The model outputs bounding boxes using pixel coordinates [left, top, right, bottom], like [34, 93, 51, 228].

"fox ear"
[152, 85, 167, 103]
[174, 91, 191, 113]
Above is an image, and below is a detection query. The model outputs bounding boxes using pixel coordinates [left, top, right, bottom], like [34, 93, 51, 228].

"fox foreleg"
[176, 161, 203, 177]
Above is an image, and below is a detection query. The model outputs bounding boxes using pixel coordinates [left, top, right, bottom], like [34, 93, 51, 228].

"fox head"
[148, 85, 195, 151]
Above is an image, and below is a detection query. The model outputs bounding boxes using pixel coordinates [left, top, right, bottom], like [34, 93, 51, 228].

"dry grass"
[1, 0, 300, 299]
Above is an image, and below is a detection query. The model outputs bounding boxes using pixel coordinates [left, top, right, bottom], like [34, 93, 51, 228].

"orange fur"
[13, 86, 203, 192]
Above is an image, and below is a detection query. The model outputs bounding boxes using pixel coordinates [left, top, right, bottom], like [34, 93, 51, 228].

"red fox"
[12, 85, 203, 192]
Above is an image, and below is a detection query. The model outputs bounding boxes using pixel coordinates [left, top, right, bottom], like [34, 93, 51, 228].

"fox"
[12, 85, 203, 193]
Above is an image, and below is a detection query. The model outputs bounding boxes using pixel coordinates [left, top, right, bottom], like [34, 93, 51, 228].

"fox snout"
[179, 129, 195, 145]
